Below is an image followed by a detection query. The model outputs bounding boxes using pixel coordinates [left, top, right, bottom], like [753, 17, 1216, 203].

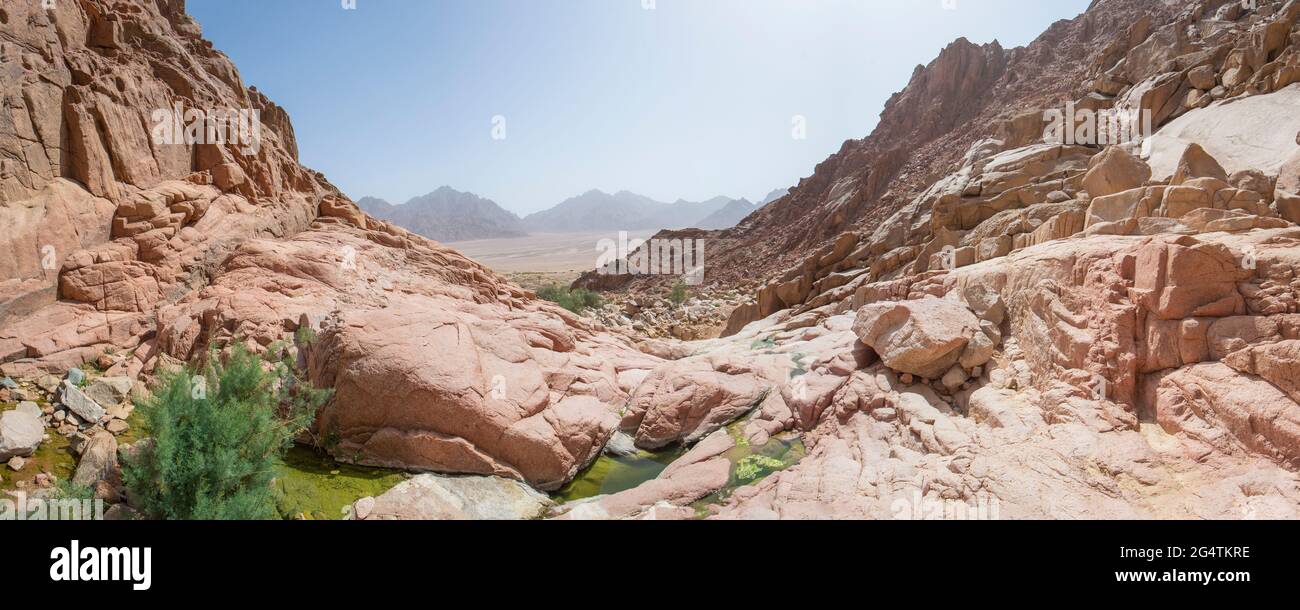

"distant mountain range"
[694, 198, 757, 229]
[519, 190, 747, 233]
[358, 188, 525, 243]
[356, 186, 790, 242]
[690, 188, 789, 230]
[759, 188, 789, 206]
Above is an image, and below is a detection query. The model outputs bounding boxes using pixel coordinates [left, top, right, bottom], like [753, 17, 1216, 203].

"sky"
[188, 0, 1092, 216]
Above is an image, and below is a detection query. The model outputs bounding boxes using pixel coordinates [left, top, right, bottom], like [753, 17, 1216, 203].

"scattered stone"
[35, 375, 61, 394]
[95, 353, 117, 371]
[60, 380, 106, 423]
[106, 403, 134, 421]
[0, 410, 44, 461]
[84, 377, 134, 407]
[8, 456, 27, 471]
[16, 402, 42, 418]
[105, 505, 142, 521]
[621, 357, 770, 450]
[106, 419, 130, 435]
[603, 431, 638, 457]
[72, 432, 120, 488]
[0, 377, 17, 390]
[118, 437, 154, 465]
[65, 368, 86, 387]
[941, 365, 969, 392]
[1188, 65, 1216, 90]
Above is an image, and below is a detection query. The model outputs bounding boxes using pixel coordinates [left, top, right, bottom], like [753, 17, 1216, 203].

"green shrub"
[122, 344, 330, 520]
[669, 282, 689, 306]
[537, 284, 603, 313]
[295, 325, 318, 347]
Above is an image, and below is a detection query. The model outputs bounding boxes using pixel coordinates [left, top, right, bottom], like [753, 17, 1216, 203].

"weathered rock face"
[350, 474, 553, 521]
[700, 226, 1300, 519]
[1146, 363, 1300, 469]
[1, 0, 329, 374]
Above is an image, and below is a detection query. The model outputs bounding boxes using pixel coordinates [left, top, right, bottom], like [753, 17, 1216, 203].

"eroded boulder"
[620, 357, 770, 450]
[852, 297, 979, 378]
[1083, 146, 1152, 198]
[1171, 143, 1229, 185]
[350, 474, 553, 520]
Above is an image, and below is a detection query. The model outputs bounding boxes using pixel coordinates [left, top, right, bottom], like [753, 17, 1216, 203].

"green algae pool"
[553, 447, 685, 503]
[551, 419, 806, 516]
[0, 401, 77, 492]
[271, 445, 408, 520]
[692, 422, 806, 517]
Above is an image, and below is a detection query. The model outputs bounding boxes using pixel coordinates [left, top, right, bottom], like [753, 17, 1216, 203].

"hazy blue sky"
[188, 0, 1091, 215]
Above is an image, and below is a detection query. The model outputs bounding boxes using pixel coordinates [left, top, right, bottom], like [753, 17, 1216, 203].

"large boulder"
[72, 431, 120, 489]
[620, 356, 771, 450]
[307, 300, 621, 492]
[1170, 143, 1229, 185]
[0, 409, 43, 461]
[350, 474, 552, 520]
[1083, 147, 1151, 198]
[852, 297, 979, 378]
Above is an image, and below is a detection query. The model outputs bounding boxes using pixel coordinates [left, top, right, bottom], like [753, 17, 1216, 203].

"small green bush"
[537, 284, 603, 313]
[668, 282, 689, 307]
[122, 344, 330, 520]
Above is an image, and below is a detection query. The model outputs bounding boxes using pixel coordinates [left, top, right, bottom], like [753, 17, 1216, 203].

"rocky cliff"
[0, 0, 668, 493]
